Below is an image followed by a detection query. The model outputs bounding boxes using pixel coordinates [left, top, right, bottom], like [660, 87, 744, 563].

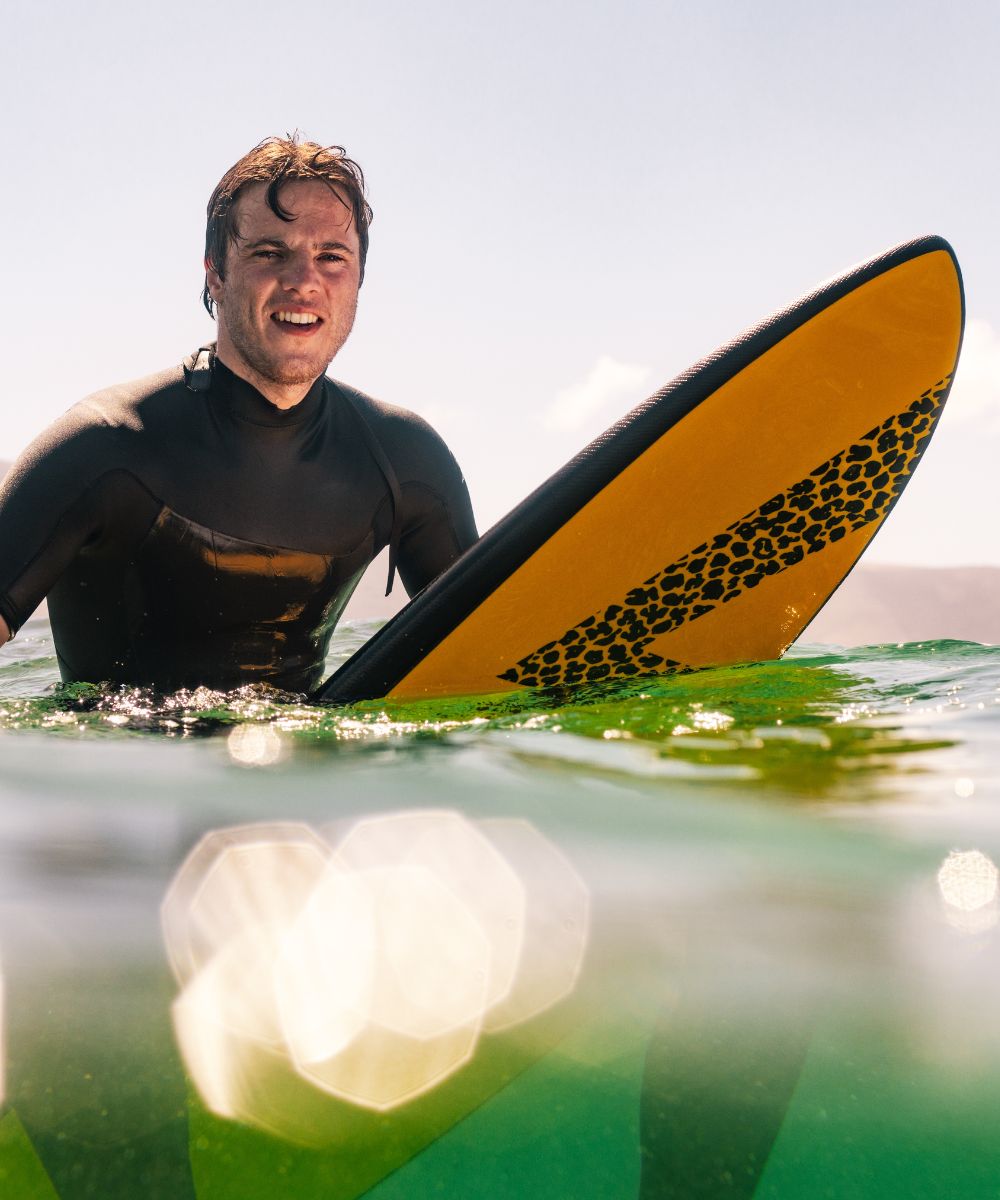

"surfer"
[0, 136, 478, 693]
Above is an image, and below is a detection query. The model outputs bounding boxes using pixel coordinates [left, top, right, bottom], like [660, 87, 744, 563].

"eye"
[318, 252, 346, 264]
[252, 249, 280, 261]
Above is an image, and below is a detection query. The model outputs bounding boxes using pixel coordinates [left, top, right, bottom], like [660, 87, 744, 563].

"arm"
[395, 440, 478, 598]
[333, 382, 479, 598]
[0, 406, 116, 640]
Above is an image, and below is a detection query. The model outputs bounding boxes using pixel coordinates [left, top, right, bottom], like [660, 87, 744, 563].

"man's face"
[207, 180, 361, 404]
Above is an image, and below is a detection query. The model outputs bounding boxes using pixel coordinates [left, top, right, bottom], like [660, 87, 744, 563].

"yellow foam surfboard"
[317, 236, 963, 704]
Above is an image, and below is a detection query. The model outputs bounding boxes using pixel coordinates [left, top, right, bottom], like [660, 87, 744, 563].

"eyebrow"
[242, 237, 355, 255]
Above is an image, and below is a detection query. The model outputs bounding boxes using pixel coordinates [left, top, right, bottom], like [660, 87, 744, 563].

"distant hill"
[801, 564, 1000, 647]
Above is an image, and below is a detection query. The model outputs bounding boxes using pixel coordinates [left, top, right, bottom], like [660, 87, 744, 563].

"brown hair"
[202, 134, 373, 316]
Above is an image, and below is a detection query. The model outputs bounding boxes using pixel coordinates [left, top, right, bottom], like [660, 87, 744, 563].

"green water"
[0, 620, 999, 1198]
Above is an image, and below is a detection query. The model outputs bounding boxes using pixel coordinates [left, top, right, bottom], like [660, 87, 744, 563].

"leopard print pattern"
[499, 379, 950, 689]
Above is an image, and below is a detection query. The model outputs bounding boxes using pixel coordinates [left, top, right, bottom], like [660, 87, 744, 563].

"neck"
[214, 348, 317, 410]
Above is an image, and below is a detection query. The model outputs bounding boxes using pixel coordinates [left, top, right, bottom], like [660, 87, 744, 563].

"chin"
[261, 354, 331, 387]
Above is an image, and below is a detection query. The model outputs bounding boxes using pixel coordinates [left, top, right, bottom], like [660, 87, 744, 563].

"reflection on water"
[162, 823, 331, 988]
[164, 811, 588, 1138]
[0, 621, 999, 1196]
[938, 849, 1000, 934]
[227, 723, 288, 766]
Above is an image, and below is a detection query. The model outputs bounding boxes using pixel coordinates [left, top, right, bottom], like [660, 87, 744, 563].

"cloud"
[949, 318, 1000, 431]
[542, 356, 652, 432]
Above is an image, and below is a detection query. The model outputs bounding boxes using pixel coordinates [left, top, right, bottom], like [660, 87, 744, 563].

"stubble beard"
[219, 296, 358, 391]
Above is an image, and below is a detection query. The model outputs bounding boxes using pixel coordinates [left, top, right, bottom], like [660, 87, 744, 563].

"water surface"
[0, 619, 998, 1199]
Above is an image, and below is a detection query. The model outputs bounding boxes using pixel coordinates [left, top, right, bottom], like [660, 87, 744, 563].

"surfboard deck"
[316, 236, 964, 705]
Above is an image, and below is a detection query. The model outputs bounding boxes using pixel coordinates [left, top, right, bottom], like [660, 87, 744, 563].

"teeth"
[275, 312, 319, 325]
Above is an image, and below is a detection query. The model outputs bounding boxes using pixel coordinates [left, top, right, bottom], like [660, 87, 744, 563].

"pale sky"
[4, 0, 999, 567]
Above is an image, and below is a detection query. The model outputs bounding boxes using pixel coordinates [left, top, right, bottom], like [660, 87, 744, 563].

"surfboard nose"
[316, 236, 964, 704]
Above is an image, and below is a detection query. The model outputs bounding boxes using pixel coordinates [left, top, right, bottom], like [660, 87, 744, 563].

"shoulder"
[31, 363, 185, 442]
[329, 378, 441, 438]
[326, 378, 477, 549]
[327, 378, 463, 478]
[5, 364, 186, 483]
[74, 364, 187, 431]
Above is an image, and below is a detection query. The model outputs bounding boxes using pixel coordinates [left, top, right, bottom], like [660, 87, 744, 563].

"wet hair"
[202, 134, 373, 316]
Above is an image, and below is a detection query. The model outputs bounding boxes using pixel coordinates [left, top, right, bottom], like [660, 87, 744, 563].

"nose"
[280, 252, 321, 295]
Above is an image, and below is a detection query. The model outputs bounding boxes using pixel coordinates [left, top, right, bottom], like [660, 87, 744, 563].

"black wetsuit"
[0, 347, 477, 694]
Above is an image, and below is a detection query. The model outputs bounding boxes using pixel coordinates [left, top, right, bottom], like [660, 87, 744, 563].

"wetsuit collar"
[185, 346, 326, 427]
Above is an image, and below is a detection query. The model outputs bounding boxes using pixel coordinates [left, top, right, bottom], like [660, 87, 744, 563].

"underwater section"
[0, 619, 999, 1196]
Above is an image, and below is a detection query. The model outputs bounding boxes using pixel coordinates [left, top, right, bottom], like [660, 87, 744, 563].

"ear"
[205, 257, 224, 306]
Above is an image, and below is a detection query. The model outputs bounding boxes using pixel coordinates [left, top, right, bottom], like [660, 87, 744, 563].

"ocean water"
[0, 617, 999, 1199]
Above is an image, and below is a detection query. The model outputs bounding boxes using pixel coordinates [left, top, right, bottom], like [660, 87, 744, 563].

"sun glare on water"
[162, 810, 590, 1139]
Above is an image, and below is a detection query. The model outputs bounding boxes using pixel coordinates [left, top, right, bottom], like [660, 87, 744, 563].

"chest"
[133, 506, 375, 635]
[133, 416, 392, 558]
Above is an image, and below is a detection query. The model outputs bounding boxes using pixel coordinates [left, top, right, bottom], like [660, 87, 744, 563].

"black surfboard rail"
[314, 235, 963, 706]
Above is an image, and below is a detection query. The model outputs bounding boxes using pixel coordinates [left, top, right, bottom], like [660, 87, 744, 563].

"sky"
[4, 0, 1000, 569]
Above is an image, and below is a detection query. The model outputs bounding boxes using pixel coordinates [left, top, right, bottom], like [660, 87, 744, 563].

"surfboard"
[316, 235, 964, 705]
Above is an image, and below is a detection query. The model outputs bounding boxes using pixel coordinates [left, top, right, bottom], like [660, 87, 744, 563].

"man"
[0, 137, 478, 694]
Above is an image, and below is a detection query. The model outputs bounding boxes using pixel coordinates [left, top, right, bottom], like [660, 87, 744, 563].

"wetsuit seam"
[159, 505, 347, 560]
[333, 527, 376, 561]
[398, 479, 461, 532]
[331, 381, 404, 594]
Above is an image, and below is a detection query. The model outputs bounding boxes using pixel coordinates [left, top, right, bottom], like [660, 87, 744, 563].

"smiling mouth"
[271, 311, 323, 330]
